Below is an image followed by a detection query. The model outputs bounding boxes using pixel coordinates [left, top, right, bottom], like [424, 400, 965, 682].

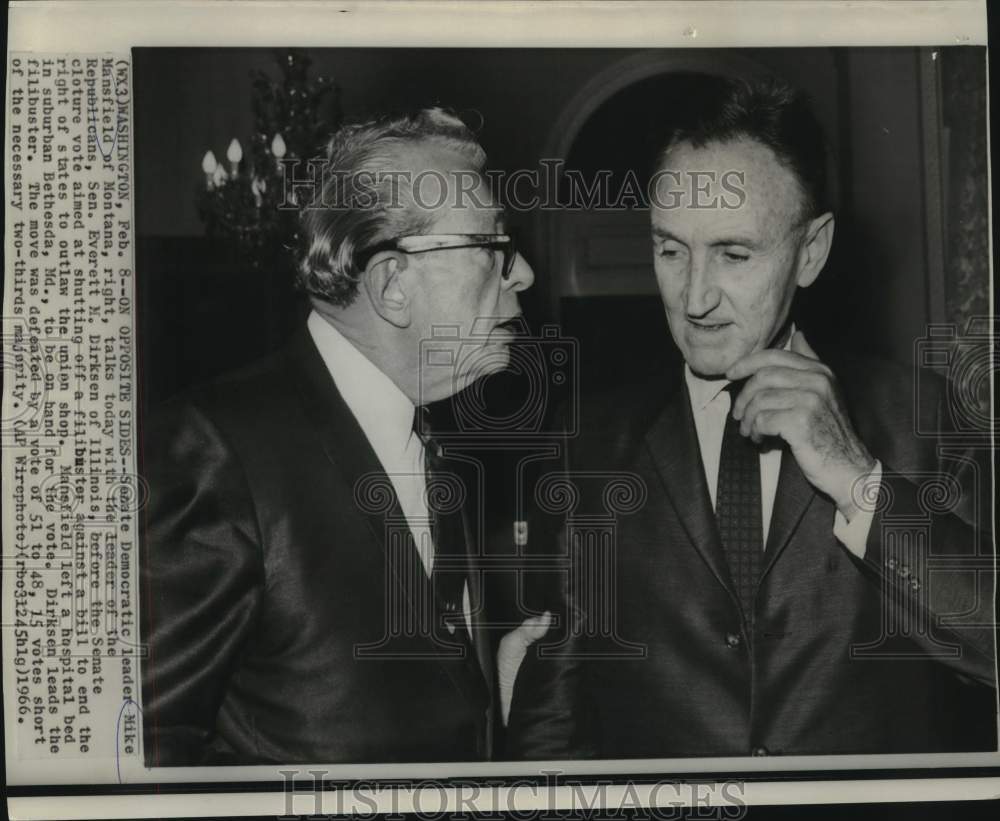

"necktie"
[413, 406, 468, 637]
[715, 382, 763, 622]
[414, 408, 490, 740]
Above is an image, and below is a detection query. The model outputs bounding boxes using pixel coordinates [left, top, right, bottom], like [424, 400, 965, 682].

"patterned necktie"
[715, 381, 763, 622]
[413, 406, 468, 637]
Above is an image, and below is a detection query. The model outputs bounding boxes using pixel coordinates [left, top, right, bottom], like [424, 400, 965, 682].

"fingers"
[497, 633, 528, 726]
[507, 611, 552, 648]
[736, 388, 800, 439]
[744, 407, 802, 445]
[731, 368, 830, 421]
[498, 614, 548, 677]
[726, 338, 830, 382]
[497, 611, 552, 727]
[518, 611, 553, 642]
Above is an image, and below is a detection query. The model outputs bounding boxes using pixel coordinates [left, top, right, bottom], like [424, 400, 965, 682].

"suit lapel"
[442, 450, 493, 696]
[286, 328, 489, 716]
[284, 327, 412, 561]
[761, 444, 817, 579]
[644, 377, 738, 602]
[459, 502, 493, 685]
[457, 481, 495, 748]
[643, 372, 819, 594]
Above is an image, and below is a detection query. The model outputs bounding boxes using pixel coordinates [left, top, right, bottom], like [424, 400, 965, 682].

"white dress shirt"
[307, 311, 473, 635]
[683, 341, 879, 559]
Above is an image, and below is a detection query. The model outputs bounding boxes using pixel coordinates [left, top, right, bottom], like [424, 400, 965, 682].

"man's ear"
[795, 212, 834, 289]
[362, 252, 411, 328]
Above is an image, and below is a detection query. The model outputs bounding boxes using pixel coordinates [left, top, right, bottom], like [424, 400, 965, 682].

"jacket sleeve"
[140, 400, 265, 766]
[859, 383, 996, 688]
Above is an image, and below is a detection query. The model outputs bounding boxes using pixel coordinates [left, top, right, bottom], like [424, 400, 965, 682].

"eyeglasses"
[355, 233, 518, 279]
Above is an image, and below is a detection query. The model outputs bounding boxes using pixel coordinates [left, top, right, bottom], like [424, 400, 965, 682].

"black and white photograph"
[2, 2, 998, 819]
[134, 42, 996, 765]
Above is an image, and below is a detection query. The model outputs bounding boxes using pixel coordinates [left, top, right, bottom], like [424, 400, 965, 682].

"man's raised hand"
[726, 330, 876, 519]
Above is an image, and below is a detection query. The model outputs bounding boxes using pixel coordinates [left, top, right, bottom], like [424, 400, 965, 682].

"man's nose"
[504, 252, 535, 293]
[684, 255, 720, 316]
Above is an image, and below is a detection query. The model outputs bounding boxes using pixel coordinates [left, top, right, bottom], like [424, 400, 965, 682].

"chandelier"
[196, 50, 340, 269]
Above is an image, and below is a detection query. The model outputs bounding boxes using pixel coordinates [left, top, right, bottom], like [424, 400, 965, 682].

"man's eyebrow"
[651, 228, 762, 249]
[709, 236, 761, 250]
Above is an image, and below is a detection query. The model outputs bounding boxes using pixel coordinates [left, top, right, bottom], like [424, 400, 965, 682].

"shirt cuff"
[833, 460, 883, 559]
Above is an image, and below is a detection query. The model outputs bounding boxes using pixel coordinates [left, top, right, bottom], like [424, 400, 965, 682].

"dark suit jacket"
[140, 326, 495, 765]
[509, 353, 997, 758]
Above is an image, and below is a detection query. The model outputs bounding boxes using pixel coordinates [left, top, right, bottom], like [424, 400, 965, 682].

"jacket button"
[725, 633, 742, 649]
[751, 745, 769, 756]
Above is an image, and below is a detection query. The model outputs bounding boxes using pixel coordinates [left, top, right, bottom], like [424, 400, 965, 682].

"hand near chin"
[726, 331, 877, 518]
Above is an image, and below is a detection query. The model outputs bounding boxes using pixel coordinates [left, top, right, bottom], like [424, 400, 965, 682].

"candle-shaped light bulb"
[202, 150, 218, 189]
[271, 133, 287, 159]
[212, 164, 227, 188]
[227, 138, 243, 177]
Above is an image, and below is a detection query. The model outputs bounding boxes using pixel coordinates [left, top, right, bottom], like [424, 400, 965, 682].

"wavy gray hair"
[296, 108, 487, 306]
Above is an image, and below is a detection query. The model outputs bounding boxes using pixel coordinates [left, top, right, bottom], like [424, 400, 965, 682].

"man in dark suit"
[141, 108, 537, 765]
[508, 78, 996, 758]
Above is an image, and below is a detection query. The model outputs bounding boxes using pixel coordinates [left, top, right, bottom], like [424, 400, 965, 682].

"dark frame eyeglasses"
[355, 233, 518, 279]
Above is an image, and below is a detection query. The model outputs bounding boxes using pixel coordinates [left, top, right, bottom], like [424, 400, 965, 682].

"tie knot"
[722, 379, 749, 416]
[723, 378, 747, 398]
[413, 405, 431, 440]
[413, 405, 443, 457]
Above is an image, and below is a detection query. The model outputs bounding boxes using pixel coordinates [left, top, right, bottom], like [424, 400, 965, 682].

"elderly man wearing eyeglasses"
[141, 108, 536, 766]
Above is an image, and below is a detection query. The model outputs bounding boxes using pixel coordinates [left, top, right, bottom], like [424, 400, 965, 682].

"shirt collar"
[684, 366, 729, 411]
[683, 323, 796, 410]
[307, 309, 416, 456]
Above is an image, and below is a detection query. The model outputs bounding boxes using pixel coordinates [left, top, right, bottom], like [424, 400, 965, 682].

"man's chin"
[442, 346, 511, 399]
[683, 350, 738, 380]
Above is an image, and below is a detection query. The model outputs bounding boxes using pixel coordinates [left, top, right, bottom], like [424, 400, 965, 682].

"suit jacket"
[509, 352, 997, 758]
[140, 326, 496, 765]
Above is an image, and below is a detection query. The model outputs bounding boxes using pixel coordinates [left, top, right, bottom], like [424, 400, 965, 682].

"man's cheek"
[735, 274, 775, 317]
[653, 268, 675, 298]
[657, 281, 684, 313]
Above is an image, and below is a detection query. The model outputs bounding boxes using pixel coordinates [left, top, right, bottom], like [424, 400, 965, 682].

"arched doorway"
[533, 51, 776, 389]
